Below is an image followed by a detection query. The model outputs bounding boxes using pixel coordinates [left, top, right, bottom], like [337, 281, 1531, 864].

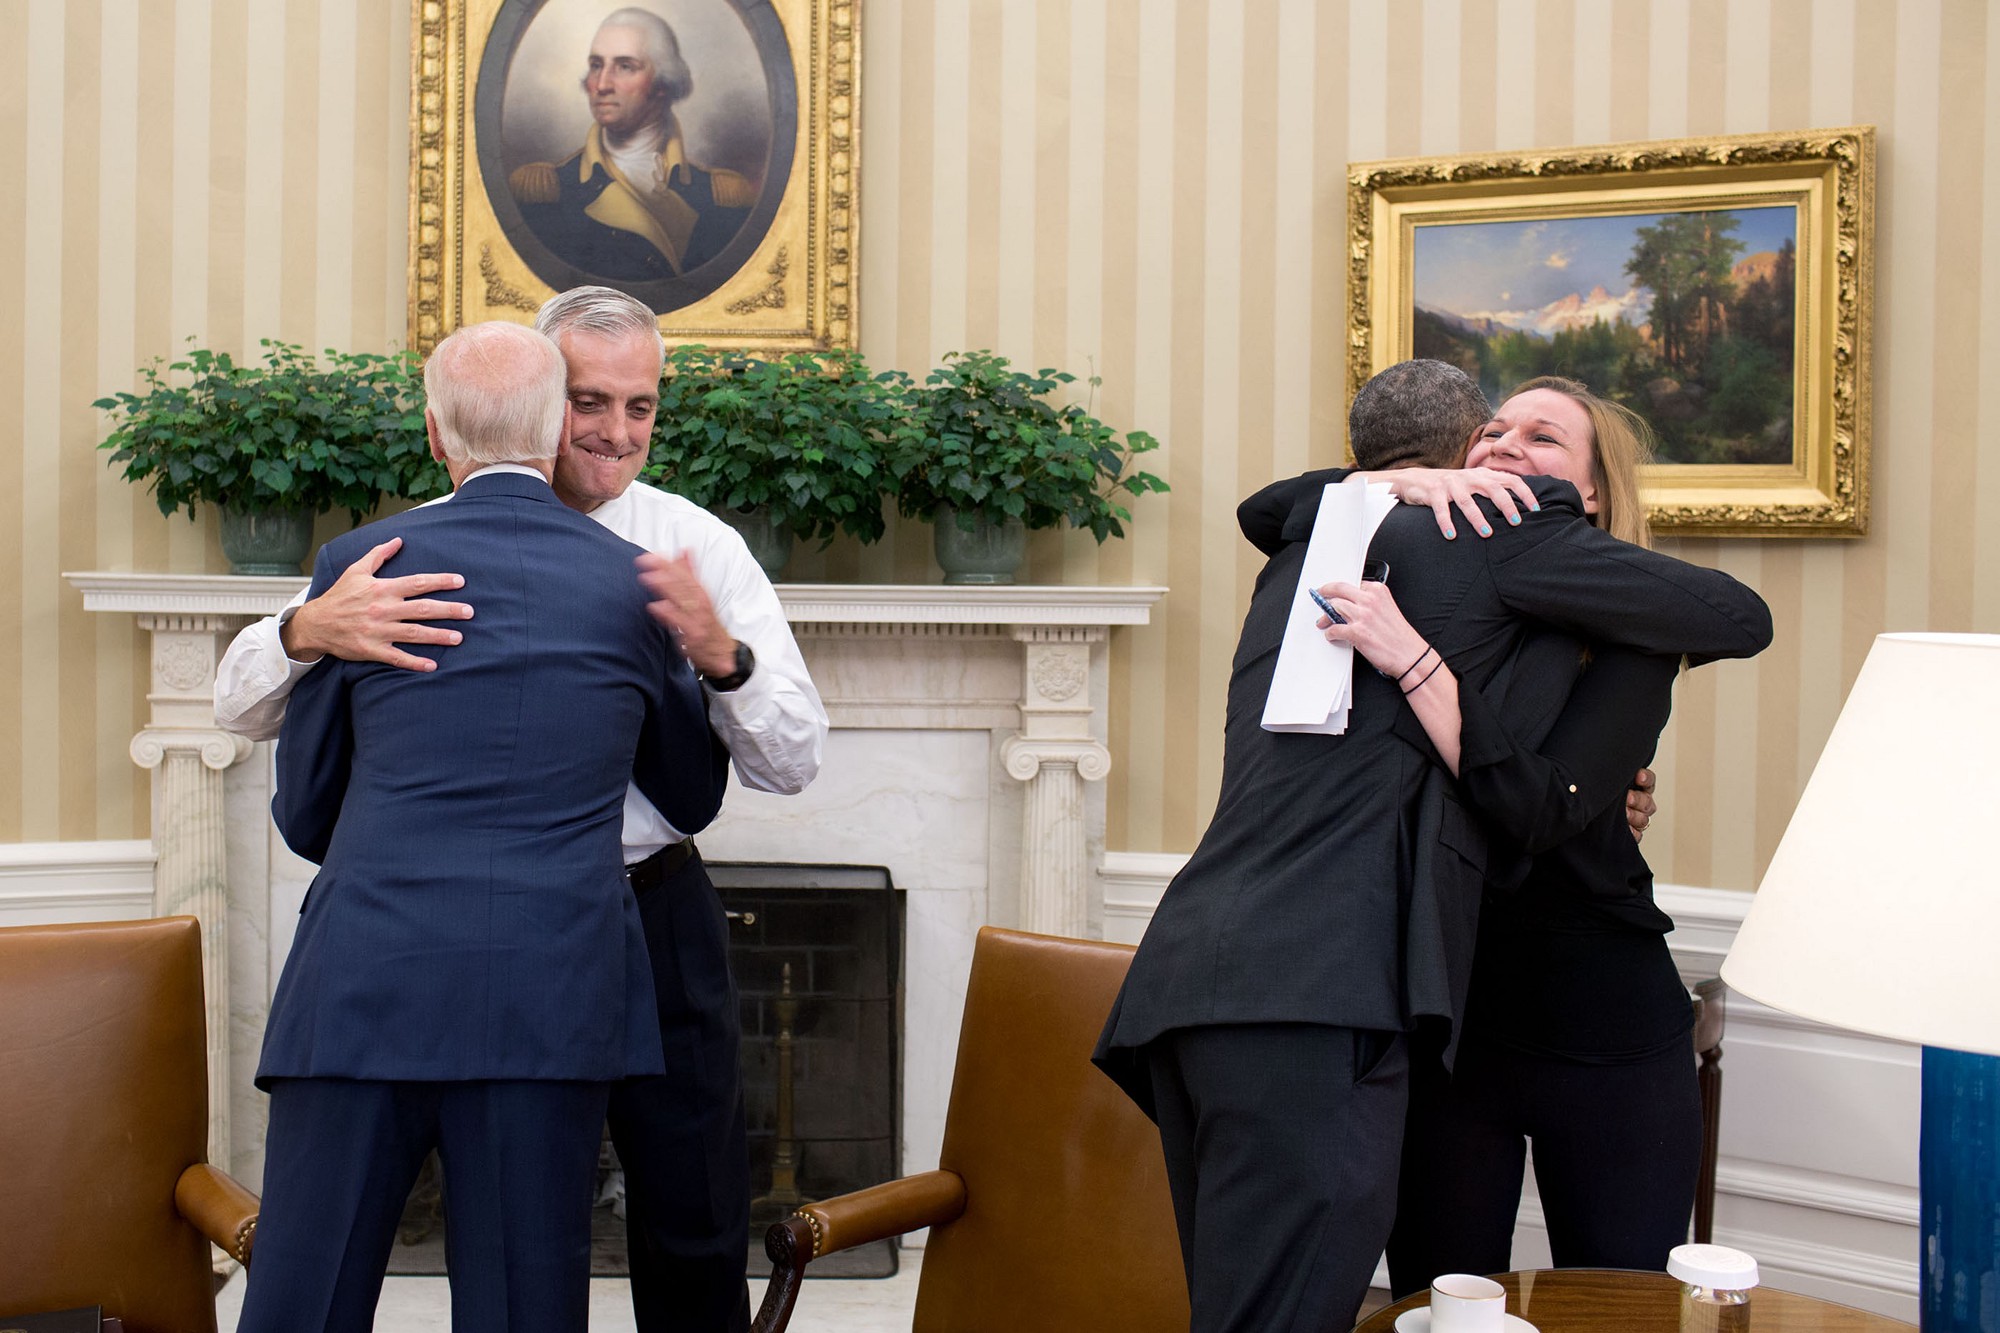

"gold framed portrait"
[409, 0, 856, 355]
[1348, 127, 1874, 537]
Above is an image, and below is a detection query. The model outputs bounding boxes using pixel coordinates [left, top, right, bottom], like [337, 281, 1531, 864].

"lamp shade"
[1722, 632, 2000, 1057]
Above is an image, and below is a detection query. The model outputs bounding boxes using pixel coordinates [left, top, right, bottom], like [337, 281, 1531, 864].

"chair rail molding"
[0, 840, 155, 925]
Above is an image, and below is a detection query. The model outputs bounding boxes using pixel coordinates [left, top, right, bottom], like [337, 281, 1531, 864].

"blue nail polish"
[1445, 526, 1456, 539]
[1508, 513, 1521, 525]
[1479, 524, 1492, 536]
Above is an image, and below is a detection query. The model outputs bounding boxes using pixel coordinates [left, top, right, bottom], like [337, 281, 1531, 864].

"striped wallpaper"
[4, 0, 1995, 897]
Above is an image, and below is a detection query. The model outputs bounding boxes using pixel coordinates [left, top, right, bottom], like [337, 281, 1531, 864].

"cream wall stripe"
[349, 2, 387, 350]
[1348, 1, 1387, 160]
[1884, 0, 1939, 629]
[204, 0, 246, 378]
[1573, 0, 1613, 147]
[1269, 0, 1314, 486]
[1752, 545, 1804, 875]
[1063, 0, 1105, 378]
[384, 0, 414, 346]
[241, 0, 284, 348]
[1196, 0, 1242, 810]
[1492, 0, 1536, 151]
[859, 0, 899, 368]
[95, 0, 140, 840]
[1100, 0, 1148, 848]
[1978, 0, 2000, 630]
[1725, 0, 1773, 133]
[1810, 0, 1857, 126]
[1534, 0, 1573, 146]
[315, 0, 356, 351]
[1649, 0, 1691, 137]
[1161, 0, 1207, 843]
[1609, 0, 1650, 143]
[1709, 544, 1763, 888]
[1309, 0, 1348, 460]
[1926, 1, 1983, 634]
[1769, 0, 1811, 127]
[173, 0, 212, 342]
[993, 0, 1034, 360]
[928, 0, 969, 359]
[1384, 3, 1422, 159]
[1420, 0, 1459, 156]
[1687, 0, 1725, 137]
[278, 0, 321, 341]
[21, 0, 65, 839]
[1232, 0, 1278, 599]
[131, 0, 178, 516]
[57, 0, 103, 840]
[852, 0, 897, 584]
[0, 0, 29, 840]
[1458, 0, 1498, 153]
[960, 3, 1000, 351]
[1123, 0, 1178, 848]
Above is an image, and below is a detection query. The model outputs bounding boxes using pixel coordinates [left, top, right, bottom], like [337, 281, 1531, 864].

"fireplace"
[385, 862, 904, 1278]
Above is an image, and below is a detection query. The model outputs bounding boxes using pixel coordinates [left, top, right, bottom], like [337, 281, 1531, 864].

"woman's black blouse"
[1450, 645, 1695, 1064]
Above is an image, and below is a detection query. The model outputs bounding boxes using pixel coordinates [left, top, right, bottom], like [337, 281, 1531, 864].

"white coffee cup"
[1429, 1272, 1507, 1332]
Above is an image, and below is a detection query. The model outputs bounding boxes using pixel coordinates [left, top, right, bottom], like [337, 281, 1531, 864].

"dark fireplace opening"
[386, 862, 905, 1282]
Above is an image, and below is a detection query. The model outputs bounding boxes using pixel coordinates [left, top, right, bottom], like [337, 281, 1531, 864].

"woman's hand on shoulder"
[1367, 467, 1542, 540]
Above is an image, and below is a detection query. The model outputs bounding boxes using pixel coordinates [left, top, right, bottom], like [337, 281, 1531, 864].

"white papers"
[1261, 481, 1398, 735]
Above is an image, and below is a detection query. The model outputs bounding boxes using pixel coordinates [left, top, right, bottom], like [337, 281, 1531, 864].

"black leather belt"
[625, 841, 696, 894]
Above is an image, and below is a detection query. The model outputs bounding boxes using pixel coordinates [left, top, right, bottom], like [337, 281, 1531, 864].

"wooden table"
[1353, 1269, 1913, 1331]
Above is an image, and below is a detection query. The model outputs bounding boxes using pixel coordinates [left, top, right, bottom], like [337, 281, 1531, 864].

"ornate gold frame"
[409, 0, 857, 355]
[1348, 128, 1874, 537]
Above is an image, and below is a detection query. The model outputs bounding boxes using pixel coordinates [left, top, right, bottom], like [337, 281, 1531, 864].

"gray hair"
[423, 322, 568, 465]
[534, 285, 666, 370]
[596, 8, 693, 107]
[1348, 359, 1491, 470]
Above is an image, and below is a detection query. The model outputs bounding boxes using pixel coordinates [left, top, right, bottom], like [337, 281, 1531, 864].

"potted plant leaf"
[888, 350, 1168, 585]
[96, 339, 444, 573]
[641, 345, 897, 579]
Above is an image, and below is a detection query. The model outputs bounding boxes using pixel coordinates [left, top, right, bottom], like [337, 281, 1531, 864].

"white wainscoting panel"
[1096, 857, 1921, 1321]
[0, 840, 155, 926]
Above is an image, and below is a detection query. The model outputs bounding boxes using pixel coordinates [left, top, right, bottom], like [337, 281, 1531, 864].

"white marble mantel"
[66, 570, 1165, 1187]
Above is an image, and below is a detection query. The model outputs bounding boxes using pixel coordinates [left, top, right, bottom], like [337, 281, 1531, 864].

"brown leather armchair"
[751, 926, 1189, 1333]
[0, 916, 259, 1333]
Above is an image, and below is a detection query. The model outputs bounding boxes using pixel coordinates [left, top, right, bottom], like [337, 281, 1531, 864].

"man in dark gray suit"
[1094, 360, 1772, 1332]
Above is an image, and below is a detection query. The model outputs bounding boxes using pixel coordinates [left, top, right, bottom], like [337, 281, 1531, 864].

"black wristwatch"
[703, 641, 756, 692]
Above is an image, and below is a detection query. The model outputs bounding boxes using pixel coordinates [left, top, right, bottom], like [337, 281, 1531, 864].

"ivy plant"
[96, 340, 445, 522]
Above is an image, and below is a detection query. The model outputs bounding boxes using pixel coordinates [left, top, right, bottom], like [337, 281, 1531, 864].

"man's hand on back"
[636, 551, 739, 678]
[280, 536, 473, 671]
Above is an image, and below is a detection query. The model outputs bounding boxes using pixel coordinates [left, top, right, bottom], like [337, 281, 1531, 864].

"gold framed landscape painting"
[1348, 128, 1874, 537]
[410, 0, 857, 355]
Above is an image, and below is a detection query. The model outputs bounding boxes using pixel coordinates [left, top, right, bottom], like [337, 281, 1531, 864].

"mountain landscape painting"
[1412, 206, 1799, 465]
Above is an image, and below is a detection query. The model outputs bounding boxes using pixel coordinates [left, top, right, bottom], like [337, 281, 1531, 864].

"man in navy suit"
[236, 321, 729, 1333]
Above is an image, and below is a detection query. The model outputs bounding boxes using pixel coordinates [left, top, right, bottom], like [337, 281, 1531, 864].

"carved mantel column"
[1002, 628, 1112, 938]
[69, 573, 298, 1175]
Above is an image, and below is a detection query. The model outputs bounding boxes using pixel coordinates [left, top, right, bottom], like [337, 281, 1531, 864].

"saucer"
[1393, 1309, 1537, 1333]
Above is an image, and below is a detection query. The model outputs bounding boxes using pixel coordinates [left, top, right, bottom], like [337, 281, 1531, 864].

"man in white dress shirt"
[215, 286, 828, 1333]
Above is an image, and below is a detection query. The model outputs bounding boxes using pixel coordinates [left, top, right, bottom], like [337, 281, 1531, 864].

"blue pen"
[1308, 586, 1344, 625]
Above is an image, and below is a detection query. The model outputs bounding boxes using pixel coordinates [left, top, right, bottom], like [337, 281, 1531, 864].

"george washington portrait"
[476, 0, 797, 315]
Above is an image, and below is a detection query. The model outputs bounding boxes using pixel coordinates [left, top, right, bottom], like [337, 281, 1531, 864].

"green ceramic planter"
[932, 508, 1027, 585]
[219, 507, 313, 576]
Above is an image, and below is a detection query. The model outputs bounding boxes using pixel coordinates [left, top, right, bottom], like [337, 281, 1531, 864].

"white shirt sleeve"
[598, 484, 828, 797]
[213, 587, 317, 741]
